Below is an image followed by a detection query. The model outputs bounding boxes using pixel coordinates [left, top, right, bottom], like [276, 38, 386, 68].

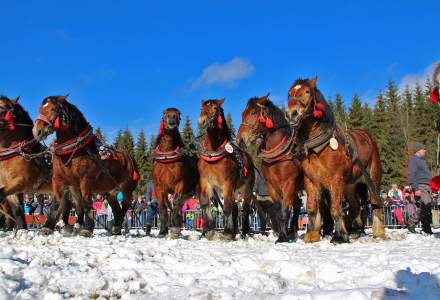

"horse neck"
[298, 118, 321, 140]
[54, 117, 88, 144]
[203, 128, 227, 150]
[157, 129, 182, 151]
[0, 126, 33, 148]
[264, 127, 290, 150]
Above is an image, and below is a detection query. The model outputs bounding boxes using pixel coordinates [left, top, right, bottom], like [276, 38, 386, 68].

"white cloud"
[398, 61, 439, 91]
[191, 57, 255, 89]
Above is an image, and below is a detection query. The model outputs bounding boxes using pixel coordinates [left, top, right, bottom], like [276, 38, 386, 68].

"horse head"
[162, 108, 181, 131]
[237, 94, 281, 147]
[286, 77, 325, 128]
[33, 95, 70, 141]
[198, 98, 226, 132]
[0, 96, 29, 132]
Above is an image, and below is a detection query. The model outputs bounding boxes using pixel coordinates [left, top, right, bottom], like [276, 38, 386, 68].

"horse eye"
[305, 90, 310, 94]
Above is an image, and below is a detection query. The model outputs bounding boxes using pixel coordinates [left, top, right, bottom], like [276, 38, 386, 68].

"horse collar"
[199, 139, 228, 162]
[52, 125, 94, 156]
[153, 146, 184, 163]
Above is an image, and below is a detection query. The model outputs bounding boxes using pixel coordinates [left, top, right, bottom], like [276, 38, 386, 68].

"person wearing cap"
[407, 143, 433, 234]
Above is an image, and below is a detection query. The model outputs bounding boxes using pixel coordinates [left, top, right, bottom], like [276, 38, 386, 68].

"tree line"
[96, 79, 439, 195]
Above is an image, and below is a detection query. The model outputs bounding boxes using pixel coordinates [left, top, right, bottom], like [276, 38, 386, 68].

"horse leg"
[256, 200, 268, 233]
[370, 195, 386, 240]
[222, 185, 236, 240]
[79, 191, 95, 237]
[303, 177, 322, 243]
[106, 191, 123, 235]
[240, 190, 253, 238]
[169, 186, 187, 238]
[320, 193, 334, 237]
[7, 194, 26, 230]
[40, 181, 65, 235]
[287, 193, 300, 242]
[200, 183, 215, 239]
[156, 191, 169, 237]
[329, 179, 349, 244]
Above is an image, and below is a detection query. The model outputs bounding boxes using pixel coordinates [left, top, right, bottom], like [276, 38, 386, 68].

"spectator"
[134, 196, 147, 228]
[388, 183, 404, 226]
[145, 180, 159, 236]
[407, 143, 433, 234]
[182, 196, 198, 229]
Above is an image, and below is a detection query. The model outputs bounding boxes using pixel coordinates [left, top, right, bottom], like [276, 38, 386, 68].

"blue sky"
[1, 1, 439, 141]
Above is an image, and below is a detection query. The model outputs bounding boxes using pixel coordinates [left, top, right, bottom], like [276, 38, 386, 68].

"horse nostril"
[290, 110, 298, 119]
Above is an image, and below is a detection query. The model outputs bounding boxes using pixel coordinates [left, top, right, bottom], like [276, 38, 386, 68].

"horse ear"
[201, 99, 206, 107]
[256, 95, 268, 106]
[11, 96, 20, 104]
[309, 76, 318, 89]
[218, 98, 225, 106]
[57, 94, 69, 102]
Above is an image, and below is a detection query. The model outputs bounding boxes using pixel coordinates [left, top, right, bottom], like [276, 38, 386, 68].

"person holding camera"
[407, 143, 433, 234]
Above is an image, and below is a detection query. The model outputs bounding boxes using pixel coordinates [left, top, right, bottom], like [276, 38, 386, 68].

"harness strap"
[199, 139, 228, 162]
[153, 146, 185, 163]
[52, 125, 94, 156]
[0, 138, 37, 161]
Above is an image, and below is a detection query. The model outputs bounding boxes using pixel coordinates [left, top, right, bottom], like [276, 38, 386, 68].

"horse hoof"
[331, 234, 349, 244]
[304, 231, 321, 243]
[287, 231, 298, 243]
[39, 227, 54, 236]
[275, 237, 288, 244]
[204, 230, 220, 241]
[14, 229, 28, 239]
[168, 227, 181, 239]
[79, 229, 93, 237]
[62, 225, 74, 236]
[111, 227, 122, 235]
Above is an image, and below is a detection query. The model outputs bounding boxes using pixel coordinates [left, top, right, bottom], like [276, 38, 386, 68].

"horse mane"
[204, 99, 233, 141]
[246, 97, 291, 136]
[434, 63, 440, 84]
[43, 96, 89, 134]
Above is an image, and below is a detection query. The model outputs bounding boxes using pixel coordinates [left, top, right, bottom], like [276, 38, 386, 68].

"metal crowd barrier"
[22, 204, 440, 231]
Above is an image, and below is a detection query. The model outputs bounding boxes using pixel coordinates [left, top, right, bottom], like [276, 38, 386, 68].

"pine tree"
[119, 128, 134, 154]
[94, 127, 107, 144]
[347, 94, 363, 129]
[400, 85, 414, 144]
[361, 103, 373, 133]
[181, 115, 197, 156]
[334, 93, 347, 129]
[134, 130, 148, 195]
[114, 129, 123, 149]
[381, 81, 406, 186]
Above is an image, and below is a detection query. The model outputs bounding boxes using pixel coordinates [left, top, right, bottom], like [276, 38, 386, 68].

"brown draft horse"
[0, 96, 53, 231]
[237, 95, 302, 243]
[0, 96, 82, 234]
[286, 78, 385, 243]
[152, 108, 199, 237]
[32, 95, 139, 236]
[198, 99, 255, 240]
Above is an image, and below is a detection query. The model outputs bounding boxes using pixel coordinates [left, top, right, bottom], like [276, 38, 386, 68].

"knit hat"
[413, 143, 426, 154]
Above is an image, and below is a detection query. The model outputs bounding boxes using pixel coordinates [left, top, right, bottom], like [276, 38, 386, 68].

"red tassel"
[7, 123, 15, 131]
[430, 87, 440, 103]
[313, 110, 323, 119]
[242, 166, 248, 177]
[54, 117, 61, 129]
[217, 115, 223, 129]
[258, 114, 266, 123]
[315, 103, 325, 111]
[159, 121, 165, 135]
[4, 111, 13, 122]
[265, 118, 274, 129]
[132, 171, 140, 181]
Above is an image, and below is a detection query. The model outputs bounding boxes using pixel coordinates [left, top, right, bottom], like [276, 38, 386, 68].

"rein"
[0, 138, 40, 161]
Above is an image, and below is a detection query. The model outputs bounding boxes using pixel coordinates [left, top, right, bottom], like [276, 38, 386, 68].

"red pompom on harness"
[313, 102, 325, 119]
[53, 117, 68, 131]
[430, 87, 440, 103]
[429, 175, 440, 192]
[159, 121, 165, 135]
[217, 115, 223, 129]
[258, 114, 274, 129]
[132, 171, 140, 181]
[3, 111, 15, 131]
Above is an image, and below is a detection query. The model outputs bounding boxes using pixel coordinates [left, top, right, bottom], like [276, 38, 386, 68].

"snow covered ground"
[0, 229, 439, 300]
